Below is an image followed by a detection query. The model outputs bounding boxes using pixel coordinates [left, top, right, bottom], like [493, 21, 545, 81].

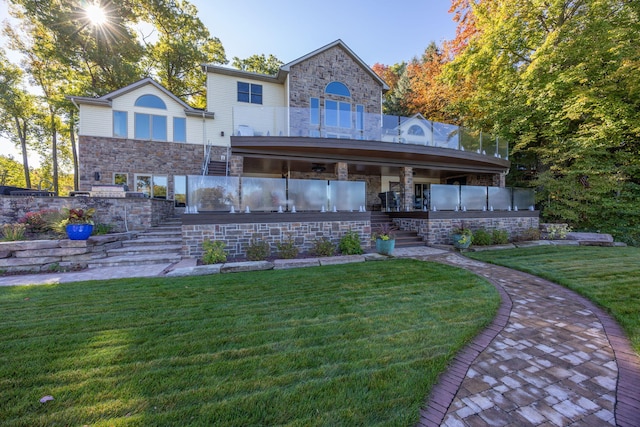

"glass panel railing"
[488, 187, 512, 211]
[242, 177, 286, 211]
[232, 107, 506, 160]
[513, 188, 535, 210]
[460, 185, 487, 210]
[431, 184, 460, 210]
[329, 180, 366, 211]
[288, 179, 328, 211]
[187, 175, 240, 212]
[460, 128, 481, 154]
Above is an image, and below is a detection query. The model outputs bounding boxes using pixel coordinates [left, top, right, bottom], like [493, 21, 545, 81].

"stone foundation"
[389, 211, 540, 245]
[181, 212, 371, 258]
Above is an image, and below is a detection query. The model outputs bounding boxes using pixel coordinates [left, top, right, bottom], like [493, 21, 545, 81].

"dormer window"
[135, 94, 167, 109]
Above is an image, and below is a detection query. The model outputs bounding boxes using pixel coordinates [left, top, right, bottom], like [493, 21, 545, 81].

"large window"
[325, 82, 351, 97]
[135, 113, 167, 141]
[325, 100, 351, 128]
[135, 174, 167, 198]
[174, 175, 186, 207]
[237, 82, 262, 104]
[113, 111, 127, 138]
[173, 117, 186, 142]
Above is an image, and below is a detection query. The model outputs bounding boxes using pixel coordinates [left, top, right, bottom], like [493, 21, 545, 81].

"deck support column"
[335, 162, 348, 181]
[400, 167, 414, 211]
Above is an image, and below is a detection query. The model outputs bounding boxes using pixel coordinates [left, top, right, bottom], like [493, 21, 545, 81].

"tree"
[0, 155, 27, 187]
[0, 48, 40, 188]
[140, 0, 227, 107]
[445, 0, 640, 243]
[232, 54, 283, 75]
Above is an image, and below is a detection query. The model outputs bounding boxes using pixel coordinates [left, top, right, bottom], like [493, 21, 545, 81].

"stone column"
[229, 155, 244, 177]
[399, 167, 414, 211]
[335, 162, 348, 181]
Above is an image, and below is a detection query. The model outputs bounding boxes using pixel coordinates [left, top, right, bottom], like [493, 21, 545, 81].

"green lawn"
[467, 246, 640, 353]
[0, 259, 499, 427]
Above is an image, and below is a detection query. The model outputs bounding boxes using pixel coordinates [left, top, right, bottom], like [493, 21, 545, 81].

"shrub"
[276, 234, 299, 259]
[492, 229, 510, 245]
[472, 228, 492, 246]
[202, 239, 227, 264]
[1, 223, 26, 241]
[93, 223, 114, 235]
[339, 230, 363, 255]
[246, 234, 271, 261]
[519, 227, 541, 241]
[18, 209, 58, 233]
[311, 238, 335, 257]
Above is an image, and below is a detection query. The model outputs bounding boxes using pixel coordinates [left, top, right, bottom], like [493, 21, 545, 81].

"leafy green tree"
[140, 0, 227, 107]
[0, 155, 27, 187]
[0, 49, 39, 188]
[231, 54, 283, 75]
[445, 0, 640, 243]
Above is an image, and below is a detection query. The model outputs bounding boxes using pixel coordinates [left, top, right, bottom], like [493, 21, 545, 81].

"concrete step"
[108, 244, 182, 256]
[88, 253, 182, 268]
[142, 230, 182, 237]
[123, 237, 182, 246]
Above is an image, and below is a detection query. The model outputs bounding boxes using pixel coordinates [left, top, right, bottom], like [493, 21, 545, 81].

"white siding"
[79, 83, 209, 145]
[206, 73, 286, 147]
[78, 104, 112, 136]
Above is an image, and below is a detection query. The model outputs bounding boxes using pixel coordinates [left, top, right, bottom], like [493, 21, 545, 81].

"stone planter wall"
[0, 196, 175, 232]
[0, 233, 135, 273]
[181, 212, 371, 258]
[389, 211, 540, 245]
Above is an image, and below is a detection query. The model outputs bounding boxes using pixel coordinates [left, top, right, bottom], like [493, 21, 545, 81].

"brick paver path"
[416, 253, 640, 427]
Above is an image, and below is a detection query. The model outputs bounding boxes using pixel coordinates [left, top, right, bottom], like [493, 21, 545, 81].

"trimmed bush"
[246, 235, 271, 261]
[311, 238, 335, 257]
[276, 234, 299, 259]
[339, 230, 363, 255]
[202, 239, 227, 264]
[492, 229, 509, 245]
[472, 228, 492, 246]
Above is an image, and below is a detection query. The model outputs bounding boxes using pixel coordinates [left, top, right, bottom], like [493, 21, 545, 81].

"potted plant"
[372, 223, 397, 255]
[63, 207, 96, 240]
[451, 223, 473, 249]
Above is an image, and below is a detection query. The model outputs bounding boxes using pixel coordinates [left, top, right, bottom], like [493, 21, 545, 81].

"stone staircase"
[370, 211, 424, 248]
[87, 219, 183, 268]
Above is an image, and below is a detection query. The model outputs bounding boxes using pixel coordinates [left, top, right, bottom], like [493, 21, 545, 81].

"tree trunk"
[15, 116, 31, 188]
[69, 110, 79, 191]
[51, 111, 59, 195]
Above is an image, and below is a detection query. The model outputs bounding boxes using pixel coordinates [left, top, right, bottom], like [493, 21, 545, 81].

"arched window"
[325, 82, 351, 97]
[134, 94, 167, 109]
[408, 125, 425, 136]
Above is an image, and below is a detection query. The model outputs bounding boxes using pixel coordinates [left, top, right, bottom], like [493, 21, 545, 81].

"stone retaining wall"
[389, 211, 540, 245]
[0, 196, 175, 232]
[181, 212, 371, 258]
[0, 233, 135, 273]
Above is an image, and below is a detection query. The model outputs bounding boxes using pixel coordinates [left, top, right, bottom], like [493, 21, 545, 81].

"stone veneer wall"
[287, 45, 383, 137]
[0, 233, 134, 273]
[0, 196, 174, 232]
[389, 211, 540, 245]
[78, 136, 231, 193]
[181, 213, 371, 258]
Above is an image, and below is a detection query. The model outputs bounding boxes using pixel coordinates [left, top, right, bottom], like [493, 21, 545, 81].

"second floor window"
[238, 82, 262, 104]
[135, 113, 167, 141]
[113, 111, 127, 137]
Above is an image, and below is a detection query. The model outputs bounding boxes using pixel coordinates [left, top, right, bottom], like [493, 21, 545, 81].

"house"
[69, 39, 510, 212]
[68, 40, 533, 257]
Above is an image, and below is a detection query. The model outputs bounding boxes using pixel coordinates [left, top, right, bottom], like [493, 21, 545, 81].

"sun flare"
[85, 3, 107, 26]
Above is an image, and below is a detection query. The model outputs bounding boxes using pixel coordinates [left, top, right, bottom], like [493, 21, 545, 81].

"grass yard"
[468, 246, 640, 354]
[0, 259, 499, 426]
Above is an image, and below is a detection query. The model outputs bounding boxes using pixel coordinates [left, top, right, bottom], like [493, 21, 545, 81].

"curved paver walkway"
[413, 252, 640, 427]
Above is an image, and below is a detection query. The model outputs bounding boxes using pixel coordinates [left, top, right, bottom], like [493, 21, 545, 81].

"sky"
[0, 0, 458, 166]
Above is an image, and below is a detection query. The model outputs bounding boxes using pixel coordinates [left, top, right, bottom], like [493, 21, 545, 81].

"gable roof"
[281, 39, 389, 91]
[202, 40, 390, 91]
[67, 77, 213, 117]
